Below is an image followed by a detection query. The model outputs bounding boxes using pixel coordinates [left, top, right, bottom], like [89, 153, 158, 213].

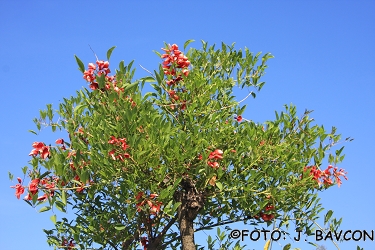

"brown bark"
[174, 178, 205, 250]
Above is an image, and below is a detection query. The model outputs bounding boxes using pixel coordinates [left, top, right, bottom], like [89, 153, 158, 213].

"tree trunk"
[175, 178, 205, 250]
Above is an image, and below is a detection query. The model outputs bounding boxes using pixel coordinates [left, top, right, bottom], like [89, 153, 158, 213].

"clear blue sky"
[1, 1, 374, 249]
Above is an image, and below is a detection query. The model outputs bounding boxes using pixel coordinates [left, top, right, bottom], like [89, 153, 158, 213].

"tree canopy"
[9, 40, 349, 250]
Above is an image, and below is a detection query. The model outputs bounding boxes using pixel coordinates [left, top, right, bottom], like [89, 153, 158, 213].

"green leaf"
[153, 50, 161, 57]
[39, 206, 51, 213]
[141, 76, 155, 83]
[124, 82, 139, 92]
[61, 190, 67, 206]
[55, 201, 66, 213]
[28, 130, 37, 135]
[115, 225, 126, 230]
[184, 39, 195, 50]
[97, 74, 105, 89]
[172, 202, 182, 213]
[159, 186, 171, 199]
[324, 210, 333, 225]
[8, 172, 14, 181]
[216, 182, 223, 191]
[39, 171, 51, 180]
[106, 46, 116, 61]
[282, 243, 291, 250]
[50, 214, 57, 224]
[74, 55, 85, 73]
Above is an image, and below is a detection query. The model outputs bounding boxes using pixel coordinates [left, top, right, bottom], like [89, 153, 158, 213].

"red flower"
[83, 69, 95, 82]
[265, 205, 274, 211]
[333, 167, 348, 188]
[10, 184, 25, 199]
[29, 142, 50, 159]
[24, 193, 32, 200]
[236, 115, 243, 122]
[261, 213, 274, 222]
[37, 194, 48, 201]
[55, 138, 64, 144]
[40, 146, 50, 159]
[88, 63, 96, 70]
[109, 149, 116, 160]
[150, 201, 162, 215]
[209, 149, 223, 160]
[29, 178, 40, 195]
[182, 69, 189, 76]
[207, 161, 219, 169]
[149, 193, 158, 199]
[108, 136, 118, 144]
[135, 192, 144, 201]
[89, 82, 99, 90]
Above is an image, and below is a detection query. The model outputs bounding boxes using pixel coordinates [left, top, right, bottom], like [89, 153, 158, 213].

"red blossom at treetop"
[161, 44, 190, 78]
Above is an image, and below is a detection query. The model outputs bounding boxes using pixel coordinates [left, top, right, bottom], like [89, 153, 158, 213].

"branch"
[195, 215, 251, 232]
[154, 215, 178, 247]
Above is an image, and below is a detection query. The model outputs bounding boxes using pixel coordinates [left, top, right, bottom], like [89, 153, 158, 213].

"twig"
[88, 44, 99, 61]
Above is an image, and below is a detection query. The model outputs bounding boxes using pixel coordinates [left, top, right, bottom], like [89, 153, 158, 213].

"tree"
[9, 40, 350, 250]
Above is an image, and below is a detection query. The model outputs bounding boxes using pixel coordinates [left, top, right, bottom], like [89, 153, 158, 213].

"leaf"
[159, 186, 171, 199]
[140, 76, 156, 83]
[74, 55, 85, 73]
[124, 82, 139, 92]
[28, 130, 37, 135]
[115, 225, 126, 230]
[172, 202, 182, 213]
[282, 243, 291, 250]
[153, 50, 161, 57]
[264, 239, 271, 250]
[106, 46, 116, 61]
[215, 182, 223, 191]
[8, 172, 13, 181]
[55, 201, 66, 213]
[61, 190, 67, 206]
[324, 210, 333, 224]
[50, 214, 57, 224]
[39, 206, 51, 213]
[184, 39, 195, 50]
[39, 171, 51, 180]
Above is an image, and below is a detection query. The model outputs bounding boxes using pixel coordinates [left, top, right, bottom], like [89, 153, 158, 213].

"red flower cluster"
[161, 44, 190, 77]
[304, 165, 348, 187]
[135, 192, 162, 215]
[82, 61, 138, 109]
[161, 44, 190, 111]
[207, 149, 224, 169]
[29, 142, 50, 159]
[260, 205, 275, 221]
[83, 60, 111, 90]
[108, 136, 130, 161]
[61, 238, 75, 250]
[35, 177, 56, 201]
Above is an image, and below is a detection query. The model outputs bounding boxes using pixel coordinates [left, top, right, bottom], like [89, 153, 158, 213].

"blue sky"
[1, 1, 374, 249]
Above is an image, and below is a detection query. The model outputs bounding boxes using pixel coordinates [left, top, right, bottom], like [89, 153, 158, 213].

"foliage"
[9, 41, 349, 250]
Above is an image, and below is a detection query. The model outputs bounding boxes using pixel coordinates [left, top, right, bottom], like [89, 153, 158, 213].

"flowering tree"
[9, 41, 350, 250]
